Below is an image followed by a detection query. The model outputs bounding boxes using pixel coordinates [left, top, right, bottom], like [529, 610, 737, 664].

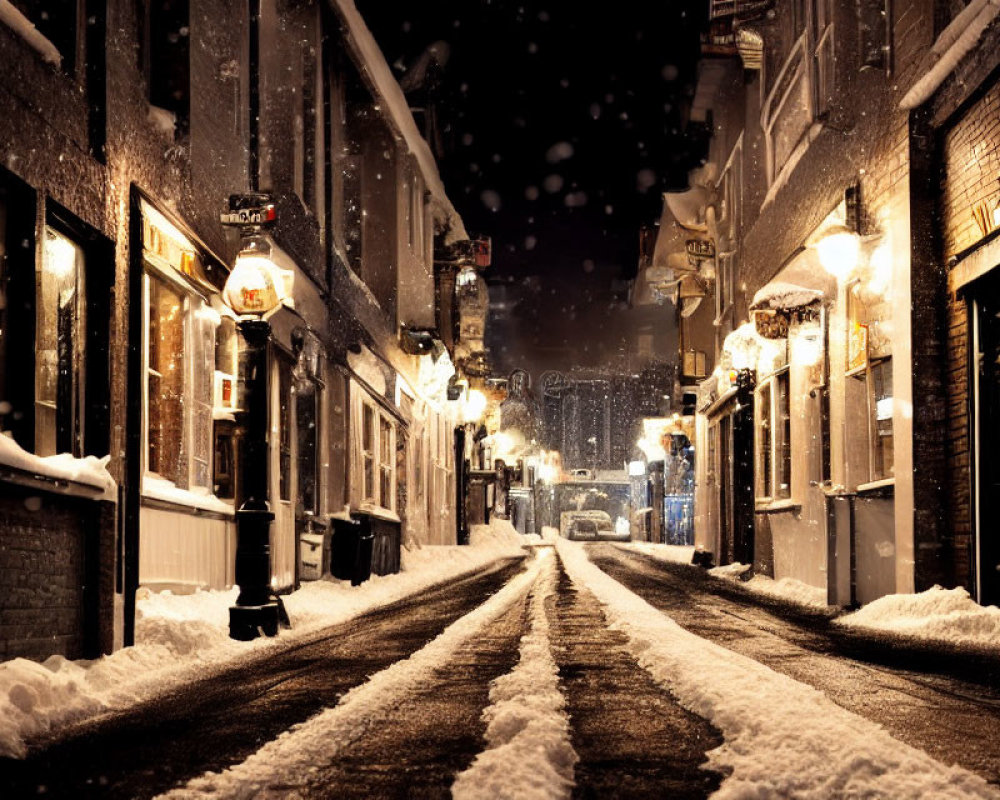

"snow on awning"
[331, 0, 468, 244]
[899, 0, 1000, 110]
[749, 282, 824, 311]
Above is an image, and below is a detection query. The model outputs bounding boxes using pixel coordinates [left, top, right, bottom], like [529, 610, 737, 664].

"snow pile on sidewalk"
[557, 539, 998, 799]
[163, 552, 543, 798]
[709, 562, 830, 609]
[0, 520, 526, 759]
[617, 541, 696, 565]
[453, 549, 578, 800]
[837, 585, 1000, 653]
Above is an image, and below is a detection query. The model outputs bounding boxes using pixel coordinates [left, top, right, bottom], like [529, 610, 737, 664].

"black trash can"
[329, 514, 374, 586]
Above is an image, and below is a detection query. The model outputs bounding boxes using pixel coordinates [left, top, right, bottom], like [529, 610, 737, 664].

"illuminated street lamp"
[813, 224, 861, 280]
[221, 195, 292, 640]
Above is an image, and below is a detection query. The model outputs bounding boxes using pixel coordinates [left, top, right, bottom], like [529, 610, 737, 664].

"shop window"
[278, 357, 293, 502]
[358, 398, 395, 513]
[756, 370, 791, 501]
[141, 0, 190, 138]
[379, 415, 393, 507]
[362, 402, 375, 501]
[6, 0, 78, 70]
[846, 282, 893, 484]
[296, 377, 320, 515]
[36, 227, 87, 457]
[145, 271, 215, 490]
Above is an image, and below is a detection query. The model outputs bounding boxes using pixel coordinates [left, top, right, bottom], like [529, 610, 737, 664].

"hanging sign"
[848, 321, 869, 373]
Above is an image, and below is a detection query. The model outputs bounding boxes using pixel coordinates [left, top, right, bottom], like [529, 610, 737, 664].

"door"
[973, 281, 1000, 605]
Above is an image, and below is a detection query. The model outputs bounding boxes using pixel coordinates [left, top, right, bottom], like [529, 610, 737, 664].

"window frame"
[359, 399, 396, 513]
[142, 252, 219, 493]
[759, 0, 835, 189]
[35, 224, 88, 458]
[755, 367, 792, 503]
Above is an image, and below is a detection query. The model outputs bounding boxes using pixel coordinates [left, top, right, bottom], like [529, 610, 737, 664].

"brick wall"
[941, 82, 1000, 260]
[0, 488, 115, 661]
[939, 67, 1000, 594]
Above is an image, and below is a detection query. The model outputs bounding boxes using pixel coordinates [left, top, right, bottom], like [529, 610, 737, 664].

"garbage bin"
[330, 513, 374, 586]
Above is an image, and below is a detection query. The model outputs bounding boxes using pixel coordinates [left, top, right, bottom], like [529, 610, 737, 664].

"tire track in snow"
[452, 547, 578, 800]
[158, 552, 544, 799]
[557, 539, 999, 799]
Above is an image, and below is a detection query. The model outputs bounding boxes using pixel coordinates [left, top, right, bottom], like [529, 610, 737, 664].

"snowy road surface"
[592, 544, 1000, 786]
[2, 542, 999, 798]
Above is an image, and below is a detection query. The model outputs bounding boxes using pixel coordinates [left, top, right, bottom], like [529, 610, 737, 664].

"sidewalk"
[617, 541, 1000, 686]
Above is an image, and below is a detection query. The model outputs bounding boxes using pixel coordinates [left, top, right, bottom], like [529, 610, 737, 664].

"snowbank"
[162, 551, 543, 798]
[836, 585, 1000, 654]
[709, 562, 831, 609]
[453, 549, 577, 800]
[0, 521, 526, 759]
[557, 539, 997, 799]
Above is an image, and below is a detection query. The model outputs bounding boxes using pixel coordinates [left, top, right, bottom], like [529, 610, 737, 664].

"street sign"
[220, 193, 277, 227]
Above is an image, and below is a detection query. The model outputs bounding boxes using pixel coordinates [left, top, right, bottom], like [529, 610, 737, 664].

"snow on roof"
[331, 0, 468, 245]
[900, 0, 1000, 110]
[0, 433, 115, 498]
[749, 281, 824, 311]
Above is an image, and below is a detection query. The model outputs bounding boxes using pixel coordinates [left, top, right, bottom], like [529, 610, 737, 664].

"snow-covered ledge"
[142, 475, 235, 516]
[899, 0, 1000, 110]
[0, 0, 62, 67]
[0, 433, 115, 500]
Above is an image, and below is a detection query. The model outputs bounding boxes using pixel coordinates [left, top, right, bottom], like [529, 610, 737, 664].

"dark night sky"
[356, 0, 707, 377]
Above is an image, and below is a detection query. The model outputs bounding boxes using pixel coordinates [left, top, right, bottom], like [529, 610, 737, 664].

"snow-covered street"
[3, 531, 1000, 798]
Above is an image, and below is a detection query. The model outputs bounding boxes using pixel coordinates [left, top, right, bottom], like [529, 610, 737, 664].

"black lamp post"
[221, 195, 289, 640]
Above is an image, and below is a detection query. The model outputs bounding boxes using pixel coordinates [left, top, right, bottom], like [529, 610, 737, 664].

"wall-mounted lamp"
[813, 224, 861, 280]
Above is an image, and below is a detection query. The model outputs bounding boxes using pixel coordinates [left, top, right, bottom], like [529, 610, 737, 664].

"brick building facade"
[0, 0, 473, 660]
[680, 0, 1000, 606]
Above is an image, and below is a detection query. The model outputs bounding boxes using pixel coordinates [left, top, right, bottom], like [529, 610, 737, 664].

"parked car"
[560, 510, 630, 542]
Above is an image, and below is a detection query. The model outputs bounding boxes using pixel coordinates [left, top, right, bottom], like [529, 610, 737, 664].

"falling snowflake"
[546, 142, 574, 163]
[480, 190, 502, 212]
[543, 174, 564, 193]
[525, 186, 540, 201]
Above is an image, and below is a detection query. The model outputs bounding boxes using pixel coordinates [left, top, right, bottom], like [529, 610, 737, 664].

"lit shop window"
[359, 399, 396, 513]
[36, 227, 87, 457]
[144, 271, 216, 490]
[846, 283, 894, 484]
[756, 369, 791, 501]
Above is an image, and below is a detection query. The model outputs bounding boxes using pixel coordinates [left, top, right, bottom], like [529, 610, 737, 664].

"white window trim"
[759, 8, 835, 196]
[755, 367, 792, 505]
[141, 261, 222, 497]
[358, 397, 397, 515]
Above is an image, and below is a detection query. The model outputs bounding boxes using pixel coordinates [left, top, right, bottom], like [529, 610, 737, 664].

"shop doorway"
[972, 274, 1000, 605]
[706, 375, 755, 567]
